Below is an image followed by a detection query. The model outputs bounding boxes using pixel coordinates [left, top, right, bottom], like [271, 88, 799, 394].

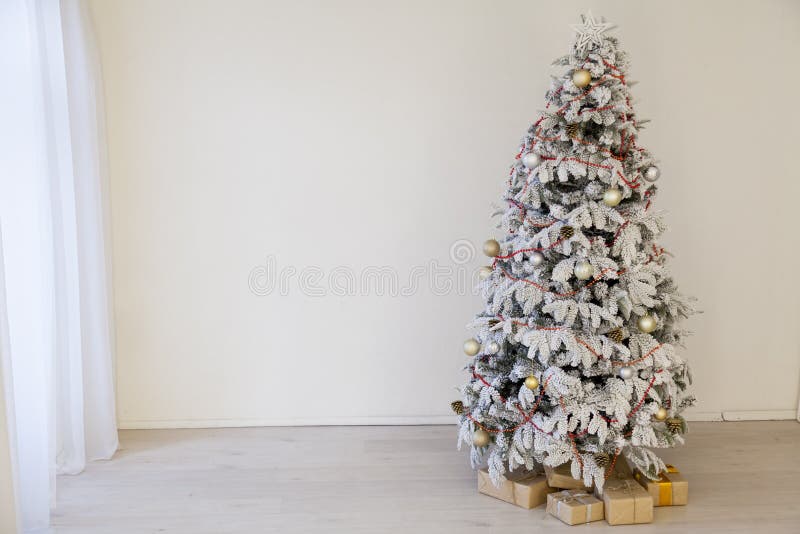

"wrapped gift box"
[546, 489, 604, 525]
[478, 468, 557, 509]
[633, 464, 688, 506]
[600, 471, 653, 525]
[544, 462, 591, 490]
[608, 456, 632, 478]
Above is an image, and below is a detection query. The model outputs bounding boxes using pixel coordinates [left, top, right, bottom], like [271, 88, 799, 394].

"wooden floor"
[52, 421, 800, 533]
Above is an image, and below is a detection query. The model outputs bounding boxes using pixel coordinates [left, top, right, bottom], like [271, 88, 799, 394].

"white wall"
[0, 343, 19, 534]
[89, 0, 800, 428]
[0, 240, 18, 533]
[0, 370, 18, 534]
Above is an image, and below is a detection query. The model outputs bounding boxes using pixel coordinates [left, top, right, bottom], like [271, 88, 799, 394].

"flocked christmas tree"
[455, 13, 696, 490]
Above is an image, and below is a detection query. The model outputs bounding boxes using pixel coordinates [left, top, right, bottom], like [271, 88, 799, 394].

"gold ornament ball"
[463, 338, 480, 356]
[654, 407, 669, 421]
[478, 266, 493, 280]
[637, 314, 658, 333]
[483, 239, 501, 257]
[574, 260, 594, 280]
[524, 375, 540, 390]
[473, 428, 491, 447]
[602, 188, 623, 207]
[572, 69, 592, 88]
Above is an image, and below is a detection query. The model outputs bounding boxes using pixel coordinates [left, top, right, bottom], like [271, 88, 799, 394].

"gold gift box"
[544, 462, 591, 490]
[477, 468, 556, 509]
[599, 472, 653, 525]
[546, 489, 604, 525]
[634, 464, 688, 506]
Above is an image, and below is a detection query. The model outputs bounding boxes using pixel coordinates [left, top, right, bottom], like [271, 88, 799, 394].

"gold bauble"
[637, 314, 657, 333]
[654, 407, 669, 421]
[574, 260, 594, 280]
[524, 375, 540, 390]
[602, 188, 623, 207]
[572, 69, 592, 88]
[473, 428, 491, 447]
[483, 239, 501, 257]
[478, 266, 493, 280]
[463, 338, 480, 356]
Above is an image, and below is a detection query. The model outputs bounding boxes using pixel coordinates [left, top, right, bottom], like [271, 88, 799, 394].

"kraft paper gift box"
[633, 464, 688, 506]
[477, 468, 557, 509]
[544, 462, 591, 490]
[546, 489, 604, 525]
[599, 472, 653, 525]
[608, 456, 633, 477]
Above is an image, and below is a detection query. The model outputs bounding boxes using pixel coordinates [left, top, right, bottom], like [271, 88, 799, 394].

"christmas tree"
[456, 13, 695, 490]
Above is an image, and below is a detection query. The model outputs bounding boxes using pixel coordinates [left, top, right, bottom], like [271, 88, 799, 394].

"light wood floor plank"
[51, 422, 800, 533]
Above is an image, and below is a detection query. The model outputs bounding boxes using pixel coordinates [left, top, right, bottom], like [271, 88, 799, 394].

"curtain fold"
[58, 0, 118, 474]
[0, 0, 118, 531]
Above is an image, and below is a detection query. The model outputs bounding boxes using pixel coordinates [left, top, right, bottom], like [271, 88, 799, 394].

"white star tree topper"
[571, 11, 613, 54]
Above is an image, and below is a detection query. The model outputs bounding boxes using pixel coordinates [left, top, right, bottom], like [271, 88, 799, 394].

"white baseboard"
[669, 410, 799, 422]
[721, 410, 798, 421]
[118, 410, 799, 430]
[118, 415, 457, 430]
[682, 411, 724, 422]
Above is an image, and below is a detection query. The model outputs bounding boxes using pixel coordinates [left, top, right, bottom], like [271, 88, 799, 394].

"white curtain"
[0, 0, 117, 532]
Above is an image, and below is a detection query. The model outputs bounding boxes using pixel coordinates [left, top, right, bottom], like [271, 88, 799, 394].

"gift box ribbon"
[634, 464, 679, 505]
[553, 490, 598, 524]
[605, 477, 636, 494]
[605, 477, 646, 522]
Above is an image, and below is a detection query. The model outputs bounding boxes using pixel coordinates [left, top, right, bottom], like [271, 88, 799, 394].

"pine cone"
[565, 123, 581, 139]
[666, 418, 683, 434]
[607, 328, 624, 343]
[451, 400, 465, 415]
[594, 452, 611, 468]
[560, 226, 575, 239]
